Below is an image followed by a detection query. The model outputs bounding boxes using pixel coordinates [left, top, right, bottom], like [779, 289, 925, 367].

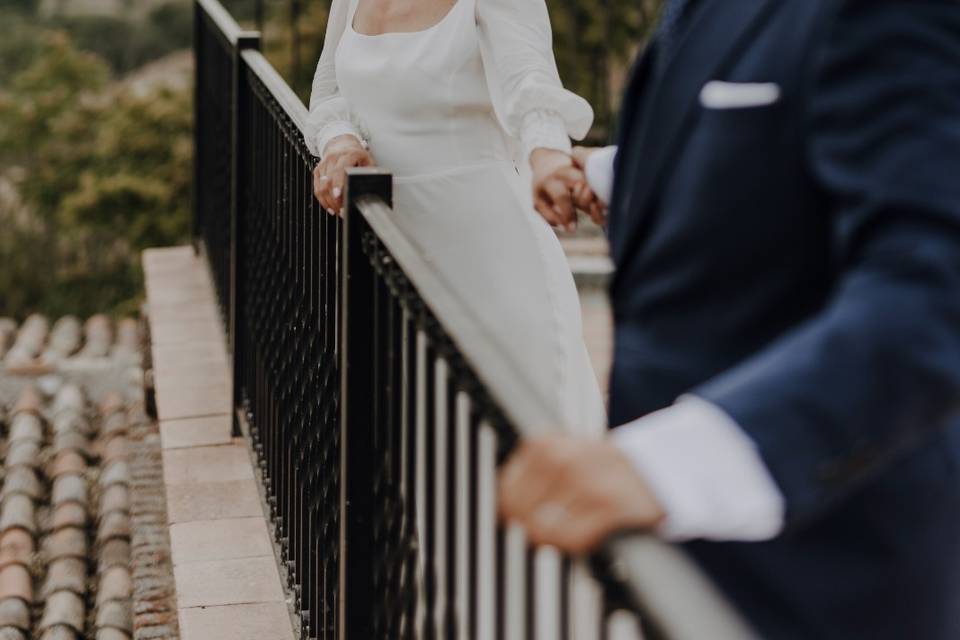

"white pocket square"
[700, 81, 781, 109]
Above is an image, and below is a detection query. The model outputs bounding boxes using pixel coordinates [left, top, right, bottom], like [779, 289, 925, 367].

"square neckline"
[348, 0, 464, 38]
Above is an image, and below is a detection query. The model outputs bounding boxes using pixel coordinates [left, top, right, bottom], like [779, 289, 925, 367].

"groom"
[501, 0, 960, 638]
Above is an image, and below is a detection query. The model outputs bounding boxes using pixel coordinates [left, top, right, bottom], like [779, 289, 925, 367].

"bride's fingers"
[316, 175, 335, 213]
[544, 179, 576, 232]
[534, 194, 562, 228]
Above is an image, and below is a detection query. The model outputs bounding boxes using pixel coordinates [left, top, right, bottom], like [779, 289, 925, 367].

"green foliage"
[550, 0, 661, 138]
[45, 2, 194, 74]
[0, 23, 192, 318]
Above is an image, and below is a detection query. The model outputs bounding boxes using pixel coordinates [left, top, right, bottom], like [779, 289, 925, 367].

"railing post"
[192, 0, 202, 254]
[229, 30, 260, 437]
[339, 169, 393, 640]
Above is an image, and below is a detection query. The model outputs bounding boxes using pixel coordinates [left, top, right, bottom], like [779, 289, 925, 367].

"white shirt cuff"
[584, 145, 617, 205]
[611, 396, 785, 542]
[520, 110, 573, 161]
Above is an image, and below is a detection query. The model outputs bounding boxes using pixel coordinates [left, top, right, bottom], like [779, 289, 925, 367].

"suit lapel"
[609, 0, 776, 273]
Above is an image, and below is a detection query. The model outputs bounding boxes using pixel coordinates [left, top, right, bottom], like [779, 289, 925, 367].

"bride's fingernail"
[327, 208, 334, 215]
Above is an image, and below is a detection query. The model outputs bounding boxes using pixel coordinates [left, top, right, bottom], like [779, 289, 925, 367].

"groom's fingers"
[588, 201, 607, 227]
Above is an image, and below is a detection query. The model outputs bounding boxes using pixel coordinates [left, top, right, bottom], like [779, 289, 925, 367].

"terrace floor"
[137, 229, 613, 640]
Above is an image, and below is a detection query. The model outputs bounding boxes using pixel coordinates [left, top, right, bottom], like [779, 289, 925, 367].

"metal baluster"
[433, 358, 449, 637]
[454, 392, 471, 640]
[476, 422, 497, 640]
[414, 329, 429, 638]
[535, 546, 562, 640]
[607, 610, 645, 640]
[569, 560, 603, 640]
[503, 524, 527, 640]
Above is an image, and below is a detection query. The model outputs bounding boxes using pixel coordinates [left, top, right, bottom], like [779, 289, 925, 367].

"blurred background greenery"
[0, 0, 659, 319]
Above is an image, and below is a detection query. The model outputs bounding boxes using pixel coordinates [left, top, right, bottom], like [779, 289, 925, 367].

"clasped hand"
[313, 135, 375, 215]
[531, 147, 607, 232]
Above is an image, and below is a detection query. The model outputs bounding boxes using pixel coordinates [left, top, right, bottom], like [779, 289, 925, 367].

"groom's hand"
[314, 135, 375, 215]
[498, 436, 666, 554]
[530, 148, 584, 232]
[571, 146, 608, 227]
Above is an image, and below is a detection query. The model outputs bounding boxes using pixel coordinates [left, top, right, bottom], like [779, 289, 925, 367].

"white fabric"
[584, 145, 617, 204]
[306, 0, 365, 157]
[611, 396, 785, 541]
[313, 0, 605, 430]
[305, 0, 595, 161]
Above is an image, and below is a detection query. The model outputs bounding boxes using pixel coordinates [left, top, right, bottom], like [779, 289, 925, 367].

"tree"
[0, 26, 192, 318]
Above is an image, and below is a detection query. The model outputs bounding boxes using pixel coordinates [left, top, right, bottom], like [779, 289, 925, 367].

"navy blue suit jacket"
[606, 1, 960, 637]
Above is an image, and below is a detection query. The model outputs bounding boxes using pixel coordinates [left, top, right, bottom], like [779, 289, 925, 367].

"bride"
[305, 0, 605, 429]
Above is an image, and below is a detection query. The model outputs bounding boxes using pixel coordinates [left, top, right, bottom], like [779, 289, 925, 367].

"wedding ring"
[534, 503, 569, 531]
[318, 175, 330, 182]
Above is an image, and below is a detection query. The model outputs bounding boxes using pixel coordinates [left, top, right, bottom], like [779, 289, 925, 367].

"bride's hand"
[313, 135, 375, 215]
[530, 148, 585, 232]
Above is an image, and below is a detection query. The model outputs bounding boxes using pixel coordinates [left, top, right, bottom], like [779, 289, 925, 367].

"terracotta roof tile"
[0, 496, 35, 536]
[0, 597, 30, 629]
[0, 468, 40, 501]
[51, 385, 84, 415]
[3, 323, 151, 638]
[48, 452, 86, 480]
[96, 512, 130, 544]
[50, 475, 88, 508]
[49, 503, 88, 532]
[102, 436, 129, 464]
[8, 415, 43, 445]
[101, 413, 128, 439]
[98, 485, 129, 516]
[95, 599, 132, 633]
[38, 626, 77, 640]
[98, 394, 125, 418]
[97, 540, 130, 573]
[43, 317, 82, 361]
[38, 590, 85, 633]
[51, 412, 91, 438]
[79, 315, 113, 358]
[43, 528, 87, 561]
[0, 565, 32, 604]
[0, 530, 33, 570]
[10, 387, 42, 417]
[96, 567, 131, 605]
[99, 462, 129, 489]
[42, 558, 87, 598]
[5, 442, 39, 469]
[51, 432, 92, 459]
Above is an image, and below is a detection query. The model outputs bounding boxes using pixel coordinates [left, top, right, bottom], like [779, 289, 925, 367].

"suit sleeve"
[694, 0, 960, 525]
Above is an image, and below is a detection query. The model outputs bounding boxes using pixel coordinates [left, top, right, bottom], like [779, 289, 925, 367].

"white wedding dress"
[305, 0, 605, 430]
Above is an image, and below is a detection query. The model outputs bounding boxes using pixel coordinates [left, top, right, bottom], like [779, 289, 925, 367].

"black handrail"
[192, 0, 759, 637]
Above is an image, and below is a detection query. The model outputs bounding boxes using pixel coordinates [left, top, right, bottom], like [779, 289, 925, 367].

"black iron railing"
[193, 0, 758, 638]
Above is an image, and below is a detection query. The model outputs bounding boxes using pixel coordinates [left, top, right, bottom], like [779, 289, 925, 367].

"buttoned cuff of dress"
[316, 121, 365, 159]
[584, 145, 617, 205]
[520, 110, 573, 161]
[611, 395, 786, 542]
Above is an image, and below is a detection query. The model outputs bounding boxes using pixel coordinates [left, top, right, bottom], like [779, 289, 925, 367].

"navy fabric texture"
[606, 0, 960, 637]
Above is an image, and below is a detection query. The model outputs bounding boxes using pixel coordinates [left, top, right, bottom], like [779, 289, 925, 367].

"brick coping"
[143, 246, 296, 640]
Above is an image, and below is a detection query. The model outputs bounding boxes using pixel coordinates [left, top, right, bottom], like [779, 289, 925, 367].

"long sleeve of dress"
[476, 0, 594, 161]
[304, 0, 365, 157]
